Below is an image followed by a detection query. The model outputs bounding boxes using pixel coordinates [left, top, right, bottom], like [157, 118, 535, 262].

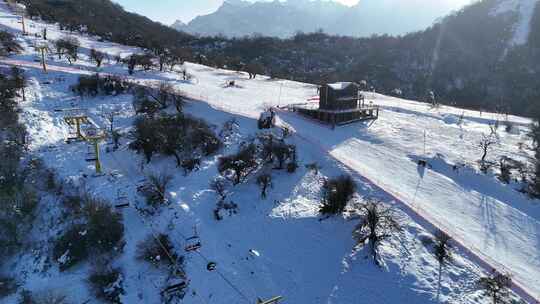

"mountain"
[172, 0, 465, 38]
[173, 0, 349, 38]
[201, 0, 540, 115]
[20, 0, 540, 116]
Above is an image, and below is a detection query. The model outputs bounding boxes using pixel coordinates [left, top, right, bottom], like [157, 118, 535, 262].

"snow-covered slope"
[0, 2, 538, 303]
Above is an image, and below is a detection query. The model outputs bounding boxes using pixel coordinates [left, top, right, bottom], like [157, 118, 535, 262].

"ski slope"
[0, 2, 539, 303]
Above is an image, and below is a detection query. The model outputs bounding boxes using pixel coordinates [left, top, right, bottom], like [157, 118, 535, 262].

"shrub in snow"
[83, 199, 125, 255]
[54, 36, 80, 64]
[256, 173, 272, 199]
[259, 134, 296, 170]
[89, 48, 107, 68]
[257, 109, 275, 129]
[219, 118, 239, 144]
[18, 289, 34, 304]
[352, 199, 401, 267]
[218, 143, 259, 185]
[246, 61, 264, 79]
[125, 53, 155, 74]
[129, 114, 222, 166]
[180, 158, 201, 176]
[210, 177, 229, 203]
[429, 230, 453, 301]
[139, 172, 173, 207]
[54, 200, 124, 271]
[319, 175, 356, 215]
[0, 275, 18, 299]
[214, 200, 238, 221]
[71, 74, 129, 97]
[286, 146, 298, 173]
[53, 224, 89, 271]
[26, 290, 69, 304]
[498, 157, 512, 184]
[0, 31, 22, 56]
[136, 233, 180, 268]
[88, 266, 124, 303]
[478, 271, 512, 304]
[305, 162, 322, 175]
[133, 83, 185, 112]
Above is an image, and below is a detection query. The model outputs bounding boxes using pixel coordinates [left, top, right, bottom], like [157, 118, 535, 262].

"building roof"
[327, 82, 355, 90]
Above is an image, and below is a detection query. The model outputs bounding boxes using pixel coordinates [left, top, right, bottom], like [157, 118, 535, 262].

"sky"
[113, 0, 473, 25]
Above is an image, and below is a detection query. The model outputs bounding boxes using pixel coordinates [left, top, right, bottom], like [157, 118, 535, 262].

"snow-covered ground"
[1, 2, 539, 303]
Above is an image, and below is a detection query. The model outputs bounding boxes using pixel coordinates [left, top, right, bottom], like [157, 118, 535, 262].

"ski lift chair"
[184, 235, 201, 252]
[85, 145, 97, 162]
[162, 278, 188, 296]
[115, 189, 130, 209]
[257, 296, 283, 304]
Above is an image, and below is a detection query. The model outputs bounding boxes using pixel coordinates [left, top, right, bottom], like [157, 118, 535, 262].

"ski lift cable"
[108, 152, 252, 303]
[195, 251, 251, 303]
[173, 227, 252, 303]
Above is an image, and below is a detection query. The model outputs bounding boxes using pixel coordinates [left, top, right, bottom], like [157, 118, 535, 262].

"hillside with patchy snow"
[0, 2, 539, 304]
[491, 0, 539, 45]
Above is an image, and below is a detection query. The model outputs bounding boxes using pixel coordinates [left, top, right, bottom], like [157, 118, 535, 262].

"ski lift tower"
[83, 126, 106, 175]
[34, 41, 50, 73]
[7, 1, 27, 35]
[64, 109, 90, 142]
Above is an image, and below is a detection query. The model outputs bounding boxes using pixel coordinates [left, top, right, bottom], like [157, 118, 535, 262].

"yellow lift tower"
[64, 110, 106, 174]
[84, 128, 106, 175]
[64, 114, 90, 142]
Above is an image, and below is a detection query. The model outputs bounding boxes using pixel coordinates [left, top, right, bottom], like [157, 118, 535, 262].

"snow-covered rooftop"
[327, 82, 354, 90]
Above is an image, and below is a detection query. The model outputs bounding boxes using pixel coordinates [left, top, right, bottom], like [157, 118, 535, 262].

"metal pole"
[40, 48, 47, 73]
[94, 140, 102, 174]
[277, 82, 283, 107]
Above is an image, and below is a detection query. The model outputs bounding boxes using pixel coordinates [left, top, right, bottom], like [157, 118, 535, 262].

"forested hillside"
[21, 0, 540, 116]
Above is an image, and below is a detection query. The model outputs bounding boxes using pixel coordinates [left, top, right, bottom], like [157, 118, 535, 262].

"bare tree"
[256, 173, 272, 199]
[140, 172, 173, 206]
[352, 199, 401, 266]
[90, 48, 107, 68]
[479, 125, 499, 171]
[320, 175, 356, 215]
[55, 36, 80, 64]
[218, 143, 259, 185]
[246, 61, 264, 79]
[431, 230, 452, 301]
[10, 67, 27, 101]
[478, 271, 512, 304]
[210, 177, 229, 202]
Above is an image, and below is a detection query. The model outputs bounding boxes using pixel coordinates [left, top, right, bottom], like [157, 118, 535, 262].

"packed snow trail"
[278, 111, 540, 302]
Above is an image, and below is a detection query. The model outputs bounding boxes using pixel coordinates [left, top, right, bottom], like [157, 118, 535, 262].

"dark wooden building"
[290, 82, 379, 127]
[319, 82, 360, 110]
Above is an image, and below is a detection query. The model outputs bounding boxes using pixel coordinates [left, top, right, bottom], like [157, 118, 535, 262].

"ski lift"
[184, 226, 202, 252]
[206, 262, 217, 271]
[184, 235, 201, 252]
[162, 278, 188, 295]
[257, 296, 283, 304]
[115, 189, 130, 209]
[85, 145, 97, 162]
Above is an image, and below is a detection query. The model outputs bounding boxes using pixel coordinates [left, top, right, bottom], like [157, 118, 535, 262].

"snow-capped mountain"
[172, 0, 465, 38]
